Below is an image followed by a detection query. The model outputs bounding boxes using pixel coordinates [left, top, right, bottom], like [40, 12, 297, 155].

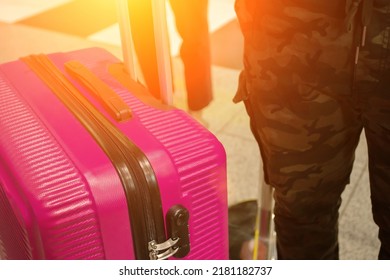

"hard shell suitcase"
[0, 47, 228, 260]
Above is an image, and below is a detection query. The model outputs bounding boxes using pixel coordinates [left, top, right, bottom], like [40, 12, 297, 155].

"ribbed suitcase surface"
[0, 48, 228, 260]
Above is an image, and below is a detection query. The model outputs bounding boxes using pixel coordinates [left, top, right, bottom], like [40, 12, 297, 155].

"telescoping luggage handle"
[116, 0, 173, 106]
[253, 181, 277, 260]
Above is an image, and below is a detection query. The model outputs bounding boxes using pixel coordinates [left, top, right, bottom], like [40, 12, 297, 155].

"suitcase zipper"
[21, 54, 167, 260]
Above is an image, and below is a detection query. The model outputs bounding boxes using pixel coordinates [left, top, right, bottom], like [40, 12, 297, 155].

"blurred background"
[0, 0, 380, 259]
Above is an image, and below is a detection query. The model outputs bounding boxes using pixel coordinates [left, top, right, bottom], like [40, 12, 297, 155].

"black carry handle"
[65, 60, 132, 122]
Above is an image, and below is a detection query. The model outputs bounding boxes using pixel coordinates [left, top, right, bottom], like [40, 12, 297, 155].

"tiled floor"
[0, 0, 380, 259]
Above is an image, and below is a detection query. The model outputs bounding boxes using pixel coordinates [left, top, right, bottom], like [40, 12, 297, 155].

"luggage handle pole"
[151, 0, 173, 106]
[116, 0, 173, 106]
[253, 178, 277, 260]
[116, 0, 137, 81]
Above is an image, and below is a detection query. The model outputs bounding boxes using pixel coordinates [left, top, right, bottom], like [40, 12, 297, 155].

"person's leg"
[362, 85, 390, 260]
[354, 2, 390, 260]
[169, 0, 212, 111]
[243, 75, 363, 259]
[234, 0, 364, 259]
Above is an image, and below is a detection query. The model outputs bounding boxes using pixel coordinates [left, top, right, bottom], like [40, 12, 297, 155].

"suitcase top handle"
[65, 60, 132, 122]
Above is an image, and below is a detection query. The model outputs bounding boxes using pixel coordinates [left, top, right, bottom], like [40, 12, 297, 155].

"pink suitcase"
[0, 47, 228, 260]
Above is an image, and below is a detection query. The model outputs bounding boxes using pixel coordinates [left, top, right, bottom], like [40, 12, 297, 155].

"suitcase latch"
[148, 205, 190, 260]
[148, 238, 179, 260]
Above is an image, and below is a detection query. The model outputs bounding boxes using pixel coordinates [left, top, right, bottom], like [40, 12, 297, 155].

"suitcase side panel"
[0, 63, 134, 259]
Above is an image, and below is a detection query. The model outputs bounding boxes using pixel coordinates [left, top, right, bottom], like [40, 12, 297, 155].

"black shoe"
[228, 200, 257, 260]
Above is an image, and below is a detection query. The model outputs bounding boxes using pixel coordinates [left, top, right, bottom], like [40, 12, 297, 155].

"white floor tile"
[340, 133, 369, 215]
[221, 106, 253, 140]
[87, 24, 121, 47]
[208, 0, 236, 32]
[215, 132, 261, 206]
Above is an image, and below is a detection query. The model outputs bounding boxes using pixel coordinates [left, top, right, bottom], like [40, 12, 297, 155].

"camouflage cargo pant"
[234, 0, 390, 259]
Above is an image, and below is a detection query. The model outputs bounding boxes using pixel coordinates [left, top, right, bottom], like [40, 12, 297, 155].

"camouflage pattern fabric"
[234, 0, 390, 259]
